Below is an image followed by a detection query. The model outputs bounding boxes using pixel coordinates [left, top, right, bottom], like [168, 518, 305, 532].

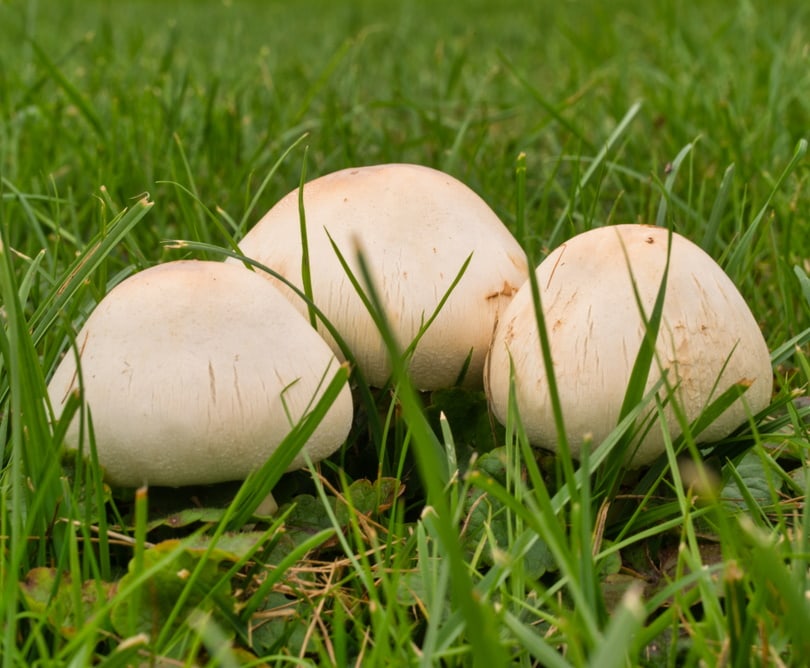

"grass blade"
[226, 362, 350, 530]
[502, 610, 573, 668]
[654, 141, 694, 227]
[725, 138, 807, 278]
[162, 239, 385, 445]
[296, 149, 317, 327]
[701, 162, 735, 254]
[595, 226, 672, 498]
[549, 101, 643, 244]
[351, 243, 510, 666]
[28, 39, 107, 142]
[30, 195, 153, 349]
[587, 584, 646, 668]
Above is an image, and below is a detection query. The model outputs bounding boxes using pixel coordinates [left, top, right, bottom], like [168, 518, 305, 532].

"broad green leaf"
[461, 487, 555, 578]
[721, 452, 775, 511]
[110, 540, 236, 639]
[146, 507, 228, 532]
[247, 592, 310, 656]
[343, 476, 403, 516]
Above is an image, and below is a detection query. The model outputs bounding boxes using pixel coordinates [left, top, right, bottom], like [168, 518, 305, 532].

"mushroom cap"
[47, 260, 353, 487]
[233, 163, 528, 390]
[485, 224, 773, 467]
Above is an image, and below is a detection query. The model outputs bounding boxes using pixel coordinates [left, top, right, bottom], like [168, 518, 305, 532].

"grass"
[2, 0, 810, 665]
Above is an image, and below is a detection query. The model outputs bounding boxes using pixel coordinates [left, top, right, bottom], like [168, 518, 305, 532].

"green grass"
[2, 0, 810, 665]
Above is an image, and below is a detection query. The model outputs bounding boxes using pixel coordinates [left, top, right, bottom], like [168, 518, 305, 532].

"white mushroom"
[233, 163, 528, 390]
[47, 260, 353, 488]
[485, 224, 773, 467]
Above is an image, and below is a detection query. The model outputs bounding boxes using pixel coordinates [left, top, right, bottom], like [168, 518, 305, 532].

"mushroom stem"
[254, 492, 279, 516]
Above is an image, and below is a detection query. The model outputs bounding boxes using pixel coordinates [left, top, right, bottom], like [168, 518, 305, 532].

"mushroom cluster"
[49, 165, 773, 494]
[485, 224, 773, 467]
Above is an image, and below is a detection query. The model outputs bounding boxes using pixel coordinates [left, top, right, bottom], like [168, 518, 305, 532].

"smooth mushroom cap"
[485, 224, 773, 467]
[47, 260, 353, 487]
[232, 163, 528, 390]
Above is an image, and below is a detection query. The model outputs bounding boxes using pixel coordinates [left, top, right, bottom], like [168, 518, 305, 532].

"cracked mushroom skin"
[47, 260, 353, 488]
[485, 224, 773, 467]
[232, 163, 528, 390]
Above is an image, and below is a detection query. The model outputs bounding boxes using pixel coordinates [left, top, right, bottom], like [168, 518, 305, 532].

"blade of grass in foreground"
[350, 243, 509, 666]
[595, 139, 700, 498]
[296, 148, 317, 328]
[0, 235, 64, 531]
[0, 229, 70, 667]
[29, 195, 154, 349]
[0, 192, 153, 666]
[514, 152, 578, 499]
[586, 584, 646, 668]
[325, 227, 473, 392]
[225, 362, 351, 530]
[0, 192, 152, 402]
[595, 226, 672, 499]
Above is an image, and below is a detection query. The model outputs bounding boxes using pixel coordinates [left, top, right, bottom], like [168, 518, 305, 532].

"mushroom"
[232, 163, 528, 390]
[47, 260, 353, 488]
[485, 224, 773, 467]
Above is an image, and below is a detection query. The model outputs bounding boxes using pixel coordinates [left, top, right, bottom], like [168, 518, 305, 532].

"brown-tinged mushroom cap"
[233, 163, 528, 390]
[485, 224, 773, 467]
[47, 260, 353, 487]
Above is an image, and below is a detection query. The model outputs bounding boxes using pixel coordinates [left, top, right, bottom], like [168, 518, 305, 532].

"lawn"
[2, 0, 810, 665]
